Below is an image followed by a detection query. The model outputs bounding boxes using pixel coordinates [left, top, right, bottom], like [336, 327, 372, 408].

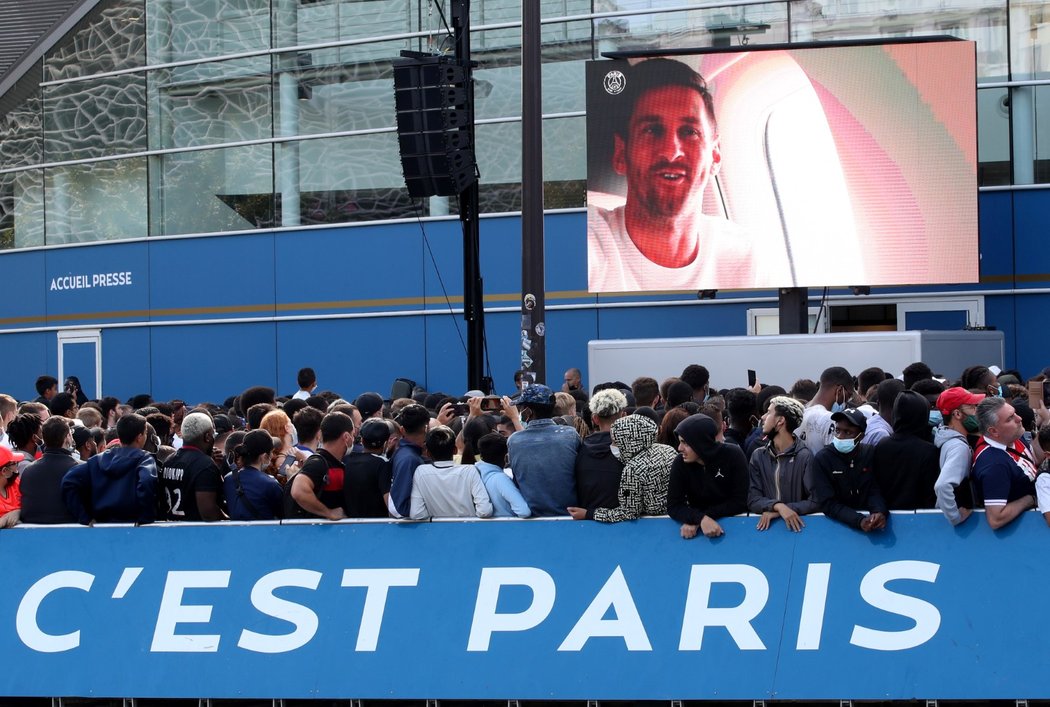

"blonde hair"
[553, 392, 576, 417]
[589, 388, 627, 418]
[259, 409, 292, 451]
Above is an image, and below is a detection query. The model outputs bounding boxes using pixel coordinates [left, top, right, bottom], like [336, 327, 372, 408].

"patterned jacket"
[593, 415, 677, 523]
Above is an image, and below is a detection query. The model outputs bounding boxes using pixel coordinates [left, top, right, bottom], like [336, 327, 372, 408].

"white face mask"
[610, 444, 621, 460]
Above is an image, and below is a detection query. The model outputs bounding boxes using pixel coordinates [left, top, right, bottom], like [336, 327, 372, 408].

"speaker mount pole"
[779, 287, 808, 334]
[451, 0, 488, 393]
[519, 0, 546, 387]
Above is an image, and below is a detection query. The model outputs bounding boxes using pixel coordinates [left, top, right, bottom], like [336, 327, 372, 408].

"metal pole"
[520, 0, 546, 385]
[779, 287, 809, 334]
[451, 0, 488, 392]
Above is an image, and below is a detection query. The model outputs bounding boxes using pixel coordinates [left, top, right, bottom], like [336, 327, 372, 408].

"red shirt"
[0, 477, 22, 515]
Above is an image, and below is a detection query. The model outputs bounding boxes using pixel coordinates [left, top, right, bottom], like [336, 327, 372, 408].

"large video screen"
[586, 40, 978, 293]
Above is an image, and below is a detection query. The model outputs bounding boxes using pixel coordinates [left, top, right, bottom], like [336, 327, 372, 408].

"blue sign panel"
[0, 513, 1045, 700]
[44, 242, 149, 323]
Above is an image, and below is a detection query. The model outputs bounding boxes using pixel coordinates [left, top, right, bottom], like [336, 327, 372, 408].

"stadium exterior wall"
[0, 189, 1045, 402]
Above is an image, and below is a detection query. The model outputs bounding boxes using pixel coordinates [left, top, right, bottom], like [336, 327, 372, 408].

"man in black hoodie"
[873, 390, 940, 510]
[667, 414, 748, 539]
[574, 388, 627, 511]
[810, 408, 887, 532]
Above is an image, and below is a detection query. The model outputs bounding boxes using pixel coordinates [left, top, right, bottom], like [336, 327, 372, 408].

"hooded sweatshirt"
[592, 415, 677, 523]
[933, 426, 976, 525]
[872, 390, 940, 510]
[746, 434, 818, 515]
[666, 414, 748, 525]
[61, 446, 158, 525]
[574, 430, 623, 511]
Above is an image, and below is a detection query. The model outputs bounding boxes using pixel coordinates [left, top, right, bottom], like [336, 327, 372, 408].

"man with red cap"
[933, 387, 984, 525]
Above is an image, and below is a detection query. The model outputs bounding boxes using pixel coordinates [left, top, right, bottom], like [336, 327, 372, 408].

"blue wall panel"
[480, 215, 524, 298]
[597, 302, 751, 342]
[44, 242, 149, 324]
[422, 311, 474, 395]
[1007, 293, 1049, 376]
[977, 191, 1014, 281]
[275, 316, 427, 399]
[149, 323, 276, 403]
[1010, 190, 1049, 280]
[420, 219, 467, 308]
[0, 250, 45, 328]
[274, 224, 427, 316]
[544, 307, 600, 386]
[0, 188, 1039, 401]
[544, 211, 589, 295]
[102, 328, 151, 401]
[984, 294, 1019, 371]
[148, 234, 276, 320]
[0, 332, 51, 401]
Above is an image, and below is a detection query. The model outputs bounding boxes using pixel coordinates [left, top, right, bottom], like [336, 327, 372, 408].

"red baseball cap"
[0, 447, 25, 467]
[937, 387, 985, 417]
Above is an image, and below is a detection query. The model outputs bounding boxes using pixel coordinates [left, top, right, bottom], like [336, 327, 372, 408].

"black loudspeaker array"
[393, 54, 478, 198]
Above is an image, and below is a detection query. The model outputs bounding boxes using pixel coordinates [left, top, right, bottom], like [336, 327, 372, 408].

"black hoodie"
[666, 414, 748, 525]
[873, 390, 940, 509]
[574, 430, 623, 510]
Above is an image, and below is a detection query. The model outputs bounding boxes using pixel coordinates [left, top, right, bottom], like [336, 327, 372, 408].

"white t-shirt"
[798, 403, 835, 454]
[1035, 472, 1050, 514]
[292, 390, 311, 400]
[587, 205, 760, 292]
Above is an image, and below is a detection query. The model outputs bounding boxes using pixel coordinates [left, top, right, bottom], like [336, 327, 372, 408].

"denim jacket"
[506, 418, 581, 516]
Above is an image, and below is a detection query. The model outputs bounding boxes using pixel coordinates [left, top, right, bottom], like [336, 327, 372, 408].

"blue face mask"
[997, 385, 1004, 398]
[928, 410, 943, 427]
[832, 436, 857, 454]
[830, 387, 847, 414]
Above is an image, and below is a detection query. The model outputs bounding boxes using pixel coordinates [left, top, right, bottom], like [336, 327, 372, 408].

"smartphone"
[747, 369, 757, 387]
[452, 403, 470, 416]
[480, 396, 503, 412]
[1028, 380, 1046, 407]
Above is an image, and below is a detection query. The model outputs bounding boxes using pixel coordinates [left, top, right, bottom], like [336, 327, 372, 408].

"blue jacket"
[389, 438, 425, 518]
[506, 418, 580, 516]
[62, 447, 158, 525]
[476, 461, 531, 518]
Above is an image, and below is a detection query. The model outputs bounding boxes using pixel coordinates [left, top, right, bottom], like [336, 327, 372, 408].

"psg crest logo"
[603, 70, 626, 95]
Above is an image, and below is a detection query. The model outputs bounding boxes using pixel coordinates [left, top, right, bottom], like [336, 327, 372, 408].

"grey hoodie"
[746, 434, 819, 515]
[933, 426, 972, 525]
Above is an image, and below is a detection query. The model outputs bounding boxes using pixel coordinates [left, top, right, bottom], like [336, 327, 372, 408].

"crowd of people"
[0, 361, 1047, 539]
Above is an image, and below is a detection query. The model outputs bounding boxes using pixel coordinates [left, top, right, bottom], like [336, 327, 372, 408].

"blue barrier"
[0, 512, 1045, 700]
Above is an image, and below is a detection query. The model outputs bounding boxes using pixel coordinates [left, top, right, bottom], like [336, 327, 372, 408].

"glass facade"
[0, 0, 1046, 250]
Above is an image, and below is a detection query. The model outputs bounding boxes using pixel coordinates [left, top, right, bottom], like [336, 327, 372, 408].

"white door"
[57, 329, 102, 399]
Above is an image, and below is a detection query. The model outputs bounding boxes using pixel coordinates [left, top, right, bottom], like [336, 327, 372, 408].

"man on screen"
[589, 58, 756, 292]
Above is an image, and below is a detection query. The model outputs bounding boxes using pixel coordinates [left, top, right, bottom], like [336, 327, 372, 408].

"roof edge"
[0, 0, 104, 100]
